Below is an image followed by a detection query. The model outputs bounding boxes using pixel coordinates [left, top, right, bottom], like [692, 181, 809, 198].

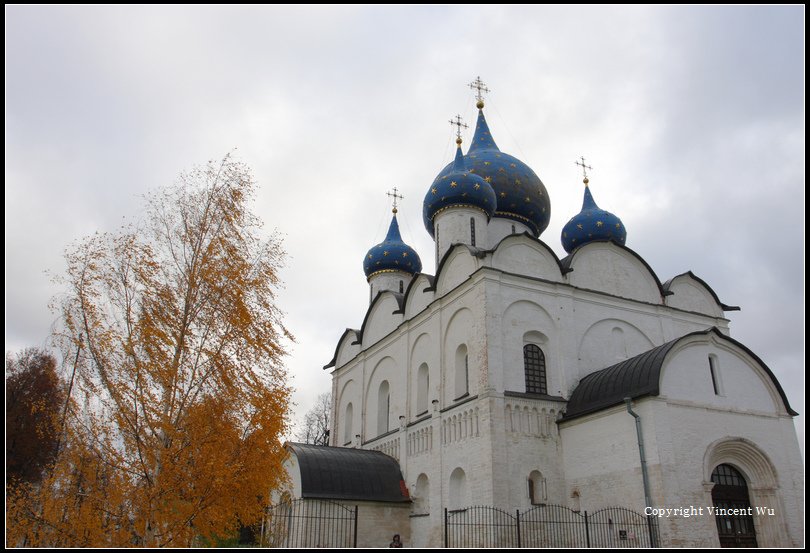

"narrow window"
[399, 280, 404, 294]
[454, 345, 469, 400]
[709, 355, 723, 395]
[528, 478, 535, 504]
[377, 381, 390, 436]
[417, 364, 429, 415]
[343, 403, 353, 445]
[436, 224, 440, 263]
[524, 344, 547, 395]
[512, 224, 516, 234]
[470, 217, 476, 247]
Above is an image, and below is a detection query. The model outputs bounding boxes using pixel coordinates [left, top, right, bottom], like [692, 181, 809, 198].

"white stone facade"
[326, 229, 803, 547]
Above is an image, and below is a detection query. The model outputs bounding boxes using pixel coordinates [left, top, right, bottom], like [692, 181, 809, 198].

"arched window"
[454, 345, 469, 400]
[470, 217, 476, 247]
[416, 363, 429, 415]
[524, 344, 547, 395]
[377, 381, 390, 436]
[343, 403, 353, 445]
[414, 473, 430, 515]
[449, 467, 468, 510]
[511, 224, 516, 234]
[711, 464, 757, 547]
[528, 470, 547, 505]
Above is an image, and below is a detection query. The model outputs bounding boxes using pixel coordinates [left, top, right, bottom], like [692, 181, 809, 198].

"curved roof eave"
[353, 290, 405, 348]
[490, 231, 570, 277]
[323, 328, 360, 370]
[561, 239, 671, 300]
[663, 270, 740, 312]
[400, 272, 435, 314]
[561, 327, 797, 421]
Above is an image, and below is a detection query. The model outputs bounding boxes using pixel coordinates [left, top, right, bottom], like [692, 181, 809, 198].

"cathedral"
[280, 81, 803, 548]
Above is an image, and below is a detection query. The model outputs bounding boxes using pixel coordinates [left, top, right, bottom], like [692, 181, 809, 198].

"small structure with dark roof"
[286, 442, 409, 503]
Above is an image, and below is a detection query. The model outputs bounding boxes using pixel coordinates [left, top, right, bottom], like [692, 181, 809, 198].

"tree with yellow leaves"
[7, 155, 291, 547]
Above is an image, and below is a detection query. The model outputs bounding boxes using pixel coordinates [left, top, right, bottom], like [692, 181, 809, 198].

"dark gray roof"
[287, 443, 409, 503]
[562, 328, 797, 421]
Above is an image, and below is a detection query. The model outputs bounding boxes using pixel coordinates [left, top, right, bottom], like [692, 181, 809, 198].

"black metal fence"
[446, 505, 659, 548]
[263, 499, 357, 548]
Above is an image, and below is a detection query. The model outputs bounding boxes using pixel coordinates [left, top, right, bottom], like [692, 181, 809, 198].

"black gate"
[521, 504, 589, 547]
[445, 506, 519, 548]
[446, 504, 659, 548]
[263, 499, 357, 548]
[589, 507, 659, 548]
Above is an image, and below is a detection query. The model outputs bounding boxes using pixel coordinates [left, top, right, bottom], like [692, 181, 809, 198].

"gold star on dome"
[383, 251, 389, 256]
[510, 163, 517, 168]
[402, 252, 408, 257]
[368, 254, 373, 259]
[484, 176, 492, 183]
[500, 192, 506, 198]
[450, 181, 458, 188]
[615, 223, 621, 229]
[431, 188, 437, 195]
[577, 224, 583, 229]
[525, 197, 531, 202]
[515, 179, 522, 185]
[484, 161, 491, 166]
[498, 167, 506, 173]
[462, 192, 468, 197]
[495, 153, 501, 158]
[473, 183, 480, 190]
[596, 221, 603, 227]
[469, 169, 475, 173]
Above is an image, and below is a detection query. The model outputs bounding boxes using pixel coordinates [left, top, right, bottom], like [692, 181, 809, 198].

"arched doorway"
[711, 464, 757, 547]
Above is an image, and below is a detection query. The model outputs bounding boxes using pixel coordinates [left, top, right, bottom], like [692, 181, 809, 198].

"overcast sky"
[5, 6, 804, 450]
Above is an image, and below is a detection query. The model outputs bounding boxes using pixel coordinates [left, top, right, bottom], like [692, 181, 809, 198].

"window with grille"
[523, 344, 547, 395]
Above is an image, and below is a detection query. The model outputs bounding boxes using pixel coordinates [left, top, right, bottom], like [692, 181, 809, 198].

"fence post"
[444, 508, 449, 548]
[516, 509, 521, 548]
[584, 511, 590, 548]
[353, 505, 358, 547]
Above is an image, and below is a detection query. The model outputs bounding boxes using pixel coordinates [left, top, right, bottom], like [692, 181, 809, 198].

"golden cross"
[575, 156, 593, 180]
[386, 187, 404, 213]
[468, 76, 490, 102]
[449, 114, 468, 141]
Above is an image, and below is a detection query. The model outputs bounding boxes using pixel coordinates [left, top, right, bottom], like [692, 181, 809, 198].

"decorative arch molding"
[663, 271, 739, 314]
[490, 232, 567, 282]
[324, 328, 360, 370]
[577, 318, 655, 371]
[702, 437, 790, 547]
[703, 437, 778, 489]
[562, 240, 669, 304]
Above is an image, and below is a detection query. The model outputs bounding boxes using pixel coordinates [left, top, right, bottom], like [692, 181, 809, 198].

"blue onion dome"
[363, 213, 423, 279]
[561, 177, 627, 254]
[428, 104, 551, 237]
[422, 140, 497, 236]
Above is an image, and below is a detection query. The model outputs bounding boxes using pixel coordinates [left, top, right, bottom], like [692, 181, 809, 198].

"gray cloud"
[6, 6, 803, 447]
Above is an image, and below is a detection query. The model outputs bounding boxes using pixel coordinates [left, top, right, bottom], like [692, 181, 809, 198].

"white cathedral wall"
[664, 276, 725, 318]
[487, 217, 531, 246]
[328, 241, 798, 547]
[434, 207, 489, 265]
[566, 243, 661, 304]
[368, 270, 411, 301]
